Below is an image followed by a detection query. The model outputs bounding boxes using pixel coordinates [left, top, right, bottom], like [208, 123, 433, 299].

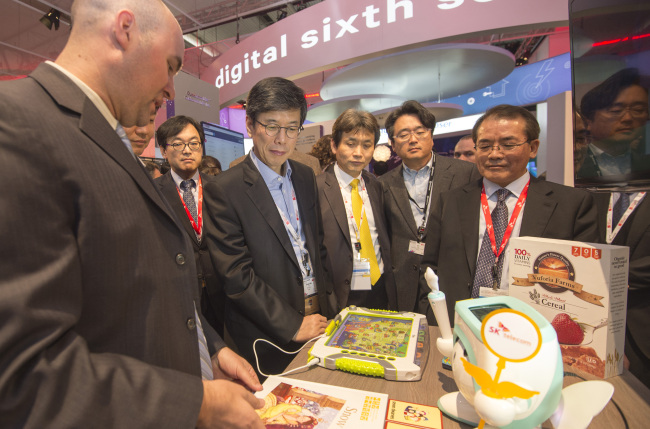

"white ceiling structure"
[1, 0, 562, 106]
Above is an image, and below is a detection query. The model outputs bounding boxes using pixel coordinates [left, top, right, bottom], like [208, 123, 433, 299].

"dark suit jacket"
[0, 63, 223, 427]
[595, 193, 650, 386]
[204, 155, 337, 375]
[317, 166, 398, 310]
[379, 156, 481, 312]
[422, 176, 599, 323]
[156, 171, 225, 337]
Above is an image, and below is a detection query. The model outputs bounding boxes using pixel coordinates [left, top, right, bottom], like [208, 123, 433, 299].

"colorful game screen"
[325, 313, 413, 358]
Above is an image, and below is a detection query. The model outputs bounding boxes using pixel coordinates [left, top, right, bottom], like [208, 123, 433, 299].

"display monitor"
[200, 121, 244, 171]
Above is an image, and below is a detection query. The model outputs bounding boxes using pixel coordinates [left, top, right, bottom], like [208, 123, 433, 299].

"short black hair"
[246, 77, 307, 125]
[384, 100, 436, 143]
[472, 104, 540, 143]
[156, 115, 204, 149]
[580, 68, 648, 121]
[331, 109, 380, 147]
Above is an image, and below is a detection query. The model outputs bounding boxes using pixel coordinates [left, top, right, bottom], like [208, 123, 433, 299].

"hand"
[197, 379, 265, 429]
[292, 314, 328, 342]
[212, 347, 262, 392]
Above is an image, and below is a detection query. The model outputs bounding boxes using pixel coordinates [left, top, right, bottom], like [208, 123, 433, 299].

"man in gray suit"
[205, 77, 337, 378]
[380, 100, 481, 314]
[0, 1, 264, 428]
[422, 105, 598, 323]
[317, 109, 398, 311]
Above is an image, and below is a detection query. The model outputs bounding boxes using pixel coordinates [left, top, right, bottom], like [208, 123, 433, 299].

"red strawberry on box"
[551, 313, 585, 345]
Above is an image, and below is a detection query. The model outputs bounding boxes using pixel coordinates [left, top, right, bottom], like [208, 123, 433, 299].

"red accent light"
[593, 33, 650, 47]
[305, 93, 320, 99]
[228, 104, 244, 109]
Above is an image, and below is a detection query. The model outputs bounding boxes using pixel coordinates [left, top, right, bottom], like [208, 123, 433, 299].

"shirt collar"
[483, 171, 530, 199]
[588, 143, 631, 160]
[402, 152, 434, 178]
[46, 61, 118, 131]
[171, 169, 200, 190]
[250, 149, 292, 187]
[334, 163, 362, 189]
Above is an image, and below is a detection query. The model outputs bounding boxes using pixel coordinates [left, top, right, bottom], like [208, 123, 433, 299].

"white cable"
[253, 334, 324, 378]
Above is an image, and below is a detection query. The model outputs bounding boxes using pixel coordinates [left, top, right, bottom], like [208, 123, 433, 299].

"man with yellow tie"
[317, 109, 397, 310]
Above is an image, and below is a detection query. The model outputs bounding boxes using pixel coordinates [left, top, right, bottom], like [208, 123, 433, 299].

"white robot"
[425, 268, 613, 429]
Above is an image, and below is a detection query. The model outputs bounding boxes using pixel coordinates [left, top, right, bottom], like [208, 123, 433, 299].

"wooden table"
[283, 327, 650, 428]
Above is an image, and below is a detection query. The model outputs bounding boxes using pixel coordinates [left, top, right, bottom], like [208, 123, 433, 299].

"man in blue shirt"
[204, 77, 337, 377]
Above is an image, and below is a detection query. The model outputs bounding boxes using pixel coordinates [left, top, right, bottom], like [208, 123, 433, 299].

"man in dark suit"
[594, 192, 650, 387]
[317, 109, 398, 311]
[380, 100, 481, 314]
[0, 1, 263, 428]
[155, 115, 225, 338]
[204, 77, 337, 377]
[422, 105, 599, 323]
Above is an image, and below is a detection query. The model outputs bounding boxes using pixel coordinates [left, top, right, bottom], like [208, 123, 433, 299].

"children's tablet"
[308, 306, 429, 381]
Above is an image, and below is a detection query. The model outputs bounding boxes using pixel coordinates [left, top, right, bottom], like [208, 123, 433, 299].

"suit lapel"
[292, 161, 319, 263]
[520, 179, 556, 237]
[431, 155, 454, 201]
[386, 166, 419, 236]
[323, 170, 352, 247]
[243, 157, 300, 269]
[32, 64, 176, 225]
[459, 181, 482, 273]
[159, 172, 200, 246]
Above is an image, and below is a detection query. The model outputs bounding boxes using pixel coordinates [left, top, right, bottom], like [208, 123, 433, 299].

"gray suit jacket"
[156, 171, 226, 337]
[204, 155, 337, 375]
[595, 193, 650, 386]
[380, 156, 481, 312]
[0, 63, 224, 428]
[317, 167, 398, 310]
[422, 176, 599, 323]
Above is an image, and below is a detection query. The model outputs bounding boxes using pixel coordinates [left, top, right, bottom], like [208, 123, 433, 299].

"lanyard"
[340, 178, 369, 256]
[480, 180, 530, 259]
[176, 176, 203, 237]
[405, 153, 436, 241]
[274, 183, 311, 277]
[606, 192, 645, 244]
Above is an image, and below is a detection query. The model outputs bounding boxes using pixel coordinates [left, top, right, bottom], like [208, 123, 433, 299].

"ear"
[160, 146, 167, 159]
[528, 139, 540, 159]
[114, 10, 136, 51]
[245, 116, 255, 137]
[330, 138, 338, 155]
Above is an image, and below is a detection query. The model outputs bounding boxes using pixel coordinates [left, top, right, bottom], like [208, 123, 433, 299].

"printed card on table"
[256, 376, 388, 428]
[384, 399, 443, 429]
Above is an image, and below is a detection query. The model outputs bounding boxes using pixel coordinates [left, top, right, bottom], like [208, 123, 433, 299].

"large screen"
[201, 121, 245, 171]
[570, 0, 650, 191]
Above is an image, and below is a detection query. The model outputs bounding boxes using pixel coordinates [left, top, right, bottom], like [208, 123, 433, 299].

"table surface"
[282, 327, 650, 428]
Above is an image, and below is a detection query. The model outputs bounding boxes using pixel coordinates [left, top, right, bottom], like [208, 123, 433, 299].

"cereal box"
[508, 237, 629, 378]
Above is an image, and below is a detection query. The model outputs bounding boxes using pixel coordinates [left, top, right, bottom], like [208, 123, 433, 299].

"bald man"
[0, 1, 264, 428]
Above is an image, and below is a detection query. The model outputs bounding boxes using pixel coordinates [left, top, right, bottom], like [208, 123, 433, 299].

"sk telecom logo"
[489, 322, 511, 335]
[572, 246, 601, 260]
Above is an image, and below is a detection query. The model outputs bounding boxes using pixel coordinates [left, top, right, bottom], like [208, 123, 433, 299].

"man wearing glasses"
[204, 77, 337, 378]
[380, 100, 480, 317]
[421, 104, 598, 322]
[156, 115, 225, 339]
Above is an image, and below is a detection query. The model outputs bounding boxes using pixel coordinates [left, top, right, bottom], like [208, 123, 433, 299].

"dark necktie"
[612, 192, 630, 226]
[180, 180, 197, 220]
[472, 188, 510, 298]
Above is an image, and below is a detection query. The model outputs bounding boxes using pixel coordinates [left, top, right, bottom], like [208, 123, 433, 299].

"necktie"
[612, 192, 630, 226]
[472, 188, 510, 298]
[351, 179, 380, 284]
[180, 179, 200, 240]
[194, 305, 214, 380]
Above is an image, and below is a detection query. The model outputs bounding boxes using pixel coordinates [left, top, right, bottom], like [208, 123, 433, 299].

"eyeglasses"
[256, 120, 303, 139]
[601, 104, 649, 120]
[475, 140, 530, 152]
[393, 128, 432, 143]
[168, 140, 202, 151]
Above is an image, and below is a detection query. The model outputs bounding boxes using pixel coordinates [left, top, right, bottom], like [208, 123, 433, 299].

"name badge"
[479, 286, 509, 298]
[303, 276, 320, 315]
[351, 259, 372, 291]
[408, 240, 426, 255]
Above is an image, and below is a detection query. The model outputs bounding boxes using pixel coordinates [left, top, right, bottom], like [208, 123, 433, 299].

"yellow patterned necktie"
[350, 179, 380, 285]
